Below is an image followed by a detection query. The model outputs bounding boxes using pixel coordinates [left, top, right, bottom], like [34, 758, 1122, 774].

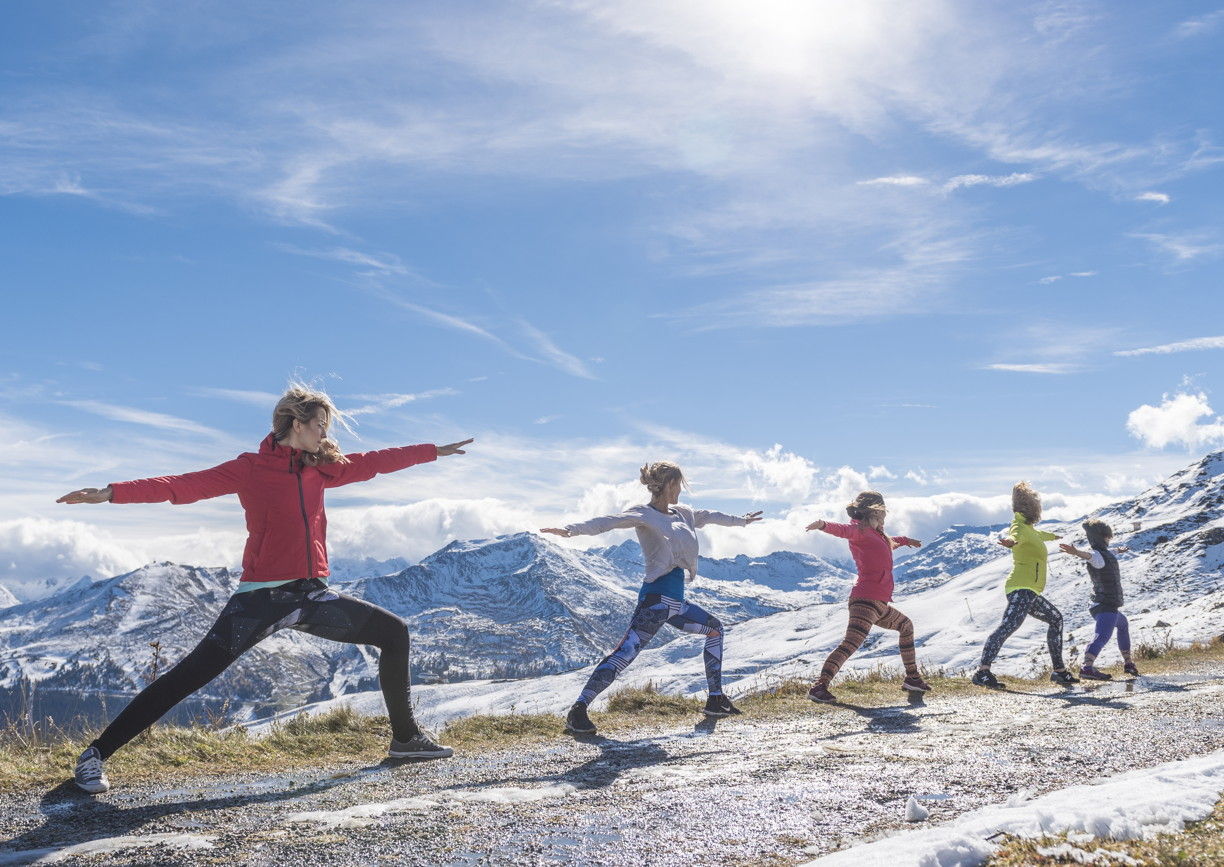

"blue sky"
[2, 1, 1223, 588]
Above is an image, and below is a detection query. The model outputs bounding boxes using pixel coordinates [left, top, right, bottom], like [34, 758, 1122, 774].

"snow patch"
[805, 749, 1224, 866]
[0, 833, 214, 865]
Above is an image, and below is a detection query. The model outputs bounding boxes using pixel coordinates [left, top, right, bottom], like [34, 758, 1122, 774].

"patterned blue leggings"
[980, 589, 1065, 670]
[577, 594, 724, 704]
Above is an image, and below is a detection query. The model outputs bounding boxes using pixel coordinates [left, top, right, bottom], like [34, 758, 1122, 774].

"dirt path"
[2, 664, 1223, 866]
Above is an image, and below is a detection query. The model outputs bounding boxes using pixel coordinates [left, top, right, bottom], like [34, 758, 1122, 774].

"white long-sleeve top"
[564, 504, 749, 583]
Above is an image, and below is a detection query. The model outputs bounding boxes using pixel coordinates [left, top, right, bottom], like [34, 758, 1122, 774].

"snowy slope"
[893, 524, 1008, 593]
[0, 583, 17, 610]
[277, 451, 1224, 730]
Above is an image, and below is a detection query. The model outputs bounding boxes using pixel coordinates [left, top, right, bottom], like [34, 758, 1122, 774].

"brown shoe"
[808, 681, 836, 703]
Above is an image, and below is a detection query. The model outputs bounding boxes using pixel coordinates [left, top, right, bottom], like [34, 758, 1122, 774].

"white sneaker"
[74, 746, 110, 793]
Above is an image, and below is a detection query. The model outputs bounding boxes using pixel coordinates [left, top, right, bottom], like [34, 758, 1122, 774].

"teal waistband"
[639, 567, 685, 602]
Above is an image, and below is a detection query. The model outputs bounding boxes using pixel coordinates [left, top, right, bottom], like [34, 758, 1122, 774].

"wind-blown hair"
[845, 490, 886, 521]
[1012, 481, 1042, 525]
[640, 461, 685, 495]
[271, 382, 352, 466]
[1082, 519, 1113, 550]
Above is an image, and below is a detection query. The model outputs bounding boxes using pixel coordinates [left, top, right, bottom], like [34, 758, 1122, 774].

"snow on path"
[807, 748, 1224, 866]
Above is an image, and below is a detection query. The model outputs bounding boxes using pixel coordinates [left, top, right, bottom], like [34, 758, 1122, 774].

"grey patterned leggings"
[577, 594, 724, 704]
[980, 588, 1065, 669]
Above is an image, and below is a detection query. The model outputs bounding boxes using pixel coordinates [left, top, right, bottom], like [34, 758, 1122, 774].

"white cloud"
[943, 172, 1036, 192]
[859, 175, 930, 187]
[1134, 232, 1224, 262]
[983, 363, 1076, 374]
[1038, 271, 1096, 285]
[59, 400, 235, 441]
[1126, 391, 1224, 450]
[277, 244, 422, 278]
[1116, 336, 1224, 357]
[192, 387, 282, 407]
[344, 388, 459, 417]
[516, 319, 597, 380]
[534, 415, 561, 425]
[868, 465, 896, 480]
[1135, 191, 1170, 204]
[1038, 275, 1062, 284]
[1172, 9, 1224, 39]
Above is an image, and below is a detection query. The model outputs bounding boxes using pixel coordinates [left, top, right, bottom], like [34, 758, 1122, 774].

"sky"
[2, 1, 1223, 590]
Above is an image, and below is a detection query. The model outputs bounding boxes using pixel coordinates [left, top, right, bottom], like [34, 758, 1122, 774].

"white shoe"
[74, 746, 110, 793]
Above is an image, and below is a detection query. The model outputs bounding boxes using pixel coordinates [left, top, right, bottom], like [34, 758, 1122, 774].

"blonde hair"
[640, 461, 685, 495]
[271, 383, 351, 466]
[1012, 481, 1041, 524]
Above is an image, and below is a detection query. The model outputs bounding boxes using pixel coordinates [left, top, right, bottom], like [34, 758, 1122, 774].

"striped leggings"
[819, 598, 918, 682]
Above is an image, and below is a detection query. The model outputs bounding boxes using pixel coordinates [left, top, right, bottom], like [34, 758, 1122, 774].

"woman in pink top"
[805, 491, 929, 703]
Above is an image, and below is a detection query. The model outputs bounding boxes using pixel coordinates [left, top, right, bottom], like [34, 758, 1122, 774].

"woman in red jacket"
[805, 491, 929, 703]
[57, 384, 472, 793]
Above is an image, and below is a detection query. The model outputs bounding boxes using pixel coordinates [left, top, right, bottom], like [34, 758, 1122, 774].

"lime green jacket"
[1003, 512, 1060, 594]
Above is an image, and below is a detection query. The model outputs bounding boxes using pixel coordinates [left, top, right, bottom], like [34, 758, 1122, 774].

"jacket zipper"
[294, 462, 315, 578]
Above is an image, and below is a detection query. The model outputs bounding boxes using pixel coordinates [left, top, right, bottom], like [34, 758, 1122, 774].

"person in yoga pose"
[804, 491, 929, 703]
[541, 462, 761, 735]
[973, 482, 1079, 688]
[1060, 520, 1140, 680]
[58, 383, 473, 793]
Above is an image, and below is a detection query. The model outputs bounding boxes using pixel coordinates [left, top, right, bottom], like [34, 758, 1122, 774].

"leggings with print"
[91, 579, 420, 759]
[980, 588, 1064, 669]
[819, 598, 919, 682]
[577, 594, 724, 704]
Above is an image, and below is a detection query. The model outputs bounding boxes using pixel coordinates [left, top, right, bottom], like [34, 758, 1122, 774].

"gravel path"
[2, 663, 1223, 866]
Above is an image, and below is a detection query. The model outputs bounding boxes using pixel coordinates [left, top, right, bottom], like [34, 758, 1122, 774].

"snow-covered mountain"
[0, 582, 17, 610]
[278, 451, 1224, 730]
[325, 555, 413, 582]
[893, 524, 1009, 593]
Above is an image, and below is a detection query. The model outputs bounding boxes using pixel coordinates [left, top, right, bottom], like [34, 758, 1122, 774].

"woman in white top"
[542, 461, 761, 734]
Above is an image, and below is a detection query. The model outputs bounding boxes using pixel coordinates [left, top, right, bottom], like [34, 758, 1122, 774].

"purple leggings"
[1086, 611, 1130, 658]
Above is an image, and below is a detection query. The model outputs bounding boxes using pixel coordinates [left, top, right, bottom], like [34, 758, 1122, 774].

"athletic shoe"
[1123, 662, 1141, 677]
[1050, 669, 1080, 685]
[1079, 665, 1112, 681]
[902, 676, 932, 693]
[74, 746, 110, 794]
[564, 701, 596, 734]
[388, 730, 453, 759]
[703, 694, 742, 717]
[808, 681, 837, 703]
[971, 669, 1000, 688]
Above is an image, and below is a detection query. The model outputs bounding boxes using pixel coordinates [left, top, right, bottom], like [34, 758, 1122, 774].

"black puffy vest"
[1085, 547, 1124, 613]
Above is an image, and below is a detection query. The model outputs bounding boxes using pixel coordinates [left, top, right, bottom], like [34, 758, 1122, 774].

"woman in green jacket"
[972, 482, 1079, 687]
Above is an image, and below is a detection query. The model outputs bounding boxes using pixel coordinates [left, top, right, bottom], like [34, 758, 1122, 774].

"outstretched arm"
[542, 512, 643, 538]
[59, 458, 249, 506]
[806, 519, 855, 539]
[693, 509, 763, 528]
[322, 438, 472, 489]
[893, 535, 922, 548]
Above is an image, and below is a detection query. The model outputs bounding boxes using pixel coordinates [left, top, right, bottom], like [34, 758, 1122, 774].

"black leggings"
[91, 579, 418, 759]
[980, 588, 1065, 670]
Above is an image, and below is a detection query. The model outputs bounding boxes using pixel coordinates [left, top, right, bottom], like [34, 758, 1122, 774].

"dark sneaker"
[902, 676, 932, 693]
[1079, 665, 1112, 681]
[703, 694, 742, 717]
[564, 701, 596, 734]
[971, 669, 1001, 688]
[1123, 662, 1141, 677]
[388, 730, 453, 759]
[74, 746, 110, 794]
[808, 681, 836, 703]
[1050, 669, 1080, 685]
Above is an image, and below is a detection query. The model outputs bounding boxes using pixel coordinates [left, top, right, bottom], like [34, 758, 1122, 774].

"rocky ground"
[2, 662, 1222, 866]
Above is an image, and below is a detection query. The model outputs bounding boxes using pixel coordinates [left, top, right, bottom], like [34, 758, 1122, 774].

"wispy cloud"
[58, 400, 233, 439]
[192, 387, 282, 407]
[859, 175, 929, 187]
[1172, 9, 1224, 39]
[345, 388, 460, 416]
[275, 243, 435, 280]
[943, 172, 1036, 192]
[983, 362, 1076, 375]
[1135, 191, 1170, 204]
[1115, 336, 1224, 357]
[1134, 231, 1224, 261]
[516, 319, 597, 380]
[1037, 270, 1097, 285]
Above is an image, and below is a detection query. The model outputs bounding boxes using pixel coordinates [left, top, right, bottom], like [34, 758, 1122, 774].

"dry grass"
[3, 637, 1221, 794]
[988, 795, 1224, 865]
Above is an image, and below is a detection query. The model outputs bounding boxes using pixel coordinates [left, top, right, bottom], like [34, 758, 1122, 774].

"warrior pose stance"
[973, 482, 1079, 688]
[805, 491, 929, 703]
[542, 462, 761, 735]
[1061, 520, 1140, 680]
[58, 384, 473, 792]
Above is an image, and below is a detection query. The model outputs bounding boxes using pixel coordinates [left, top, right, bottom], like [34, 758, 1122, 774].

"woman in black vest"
[1060, 520, 1140, 680]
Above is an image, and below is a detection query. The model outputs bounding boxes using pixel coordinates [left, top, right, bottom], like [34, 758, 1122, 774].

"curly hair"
[640, 461, 685, 495]
[1082, 519, 1113, 550]
[1012, 481, 1042, 525]
[271, 382, 351, 466]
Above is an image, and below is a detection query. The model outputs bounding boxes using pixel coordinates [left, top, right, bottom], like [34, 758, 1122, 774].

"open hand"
[904, 538, 922, 548]
[997, 537, 1016, 548]
[539, 527, 571, 537]
[437, 438, 474, 456]
[1058, 543, 1078, 556]
[56, 486, 112, 505]
[743, 511, 764, 524]
[805, 519, 827, 532]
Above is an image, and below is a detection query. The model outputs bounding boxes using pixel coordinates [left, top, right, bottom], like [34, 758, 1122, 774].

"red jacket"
[819, 520, 917, 602]
[110, 434, 437, 584]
